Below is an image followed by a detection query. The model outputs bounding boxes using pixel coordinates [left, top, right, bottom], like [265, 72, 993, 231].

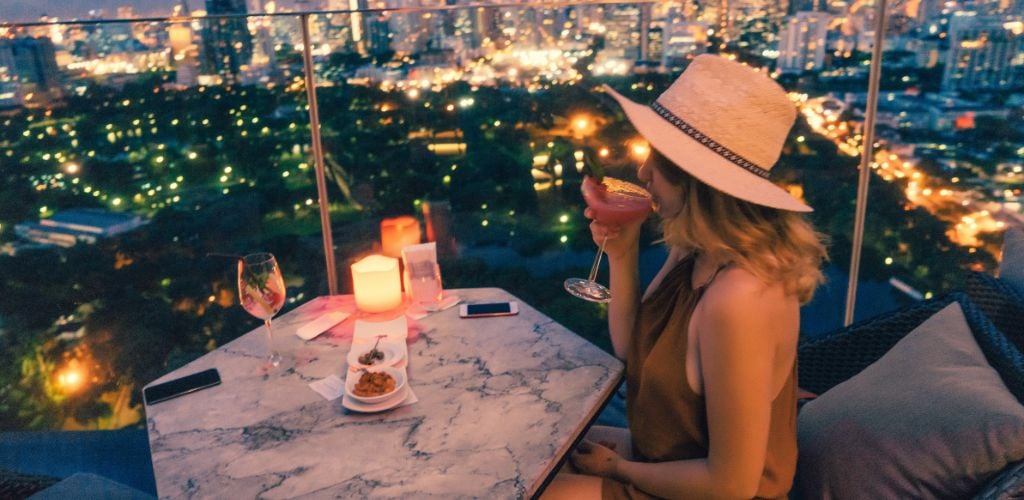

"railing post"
[300, 13, 339, 295]
[844, 0, 889, 326]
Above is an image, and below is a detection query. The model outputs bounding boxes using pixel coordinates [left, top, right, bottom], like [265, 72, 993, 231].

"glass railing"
[0, 1, 1018, 436]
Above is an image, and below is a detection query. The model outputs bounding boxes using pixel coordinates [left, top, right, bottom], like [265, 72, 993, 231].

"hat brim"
[603, 85, 812, 212]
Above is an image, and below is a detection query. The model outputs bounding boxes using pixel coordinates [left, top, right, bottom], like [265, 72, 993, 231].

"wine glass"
[564, 176, 653, 303]
[237, 253, 287, 368]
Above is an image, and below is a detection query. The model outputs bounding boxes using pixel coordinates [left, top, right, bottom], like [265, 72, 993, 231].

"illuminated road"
[796, 94, 1017, 259]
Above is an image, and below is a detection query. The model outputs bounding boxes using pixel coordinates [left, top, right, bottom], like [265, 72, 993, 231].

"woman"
[544, 55, 828, 499]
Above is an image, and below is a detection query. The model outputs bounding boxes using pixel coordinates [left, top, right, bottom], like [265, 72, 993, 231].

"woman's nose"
[637, 161, 650, 182]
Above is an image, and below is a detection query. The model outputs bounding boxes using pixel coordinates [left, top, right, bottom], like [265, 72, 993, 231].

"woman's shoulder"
[698, 266, 798, 334]
[707, 265, 791, 300]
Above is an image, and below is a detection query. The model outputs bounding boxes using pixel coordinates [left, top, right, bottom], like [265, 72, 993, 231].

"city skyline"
[1, 0, 1022, 435]
[2, 0, 309, 24]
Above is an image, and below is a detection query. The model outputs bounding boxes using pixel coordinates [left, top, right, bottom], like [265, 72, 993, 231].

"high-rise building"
[603, 4, 643, 60]
[916, 0, 944, 25]
[366, 14, 393, 56]
[661, 21, 709, 71]
[788, 0, 828, 14]
[201, 0, 254, 83]
[0, 37, 63, 103]
[471, 6, 499, 48]
[777, 11, 830, 74]
[168, 21, 201, 88]
[942, 12, 1024, 91]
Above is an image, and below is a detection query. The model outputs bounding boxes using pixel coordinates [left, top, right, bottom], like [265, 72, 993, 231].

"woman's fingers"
[589, 221, 619, 241]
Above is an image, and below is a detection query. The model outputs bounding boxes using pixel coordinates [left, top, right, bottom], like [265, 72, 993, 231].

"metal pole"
[300, 13, 339, 296]
[844, 0, 889, 326]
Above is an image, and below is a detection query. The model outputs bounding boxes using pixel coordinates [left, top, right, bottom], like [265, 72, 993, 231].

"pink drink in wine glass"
[237, 253, 286, 368]
[564, 176, 652, 303]
[580, 176, 653, 225]
[239, 273, 286, 320]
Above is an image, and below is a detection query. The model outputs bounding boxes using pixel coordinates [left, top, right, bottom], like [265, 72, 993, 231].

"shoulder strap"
[695, 263, 728, 290]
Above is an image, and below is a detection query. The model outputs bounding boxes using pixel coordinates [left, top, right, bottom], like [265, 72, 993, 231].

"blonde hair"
[655, 156, 828, 304]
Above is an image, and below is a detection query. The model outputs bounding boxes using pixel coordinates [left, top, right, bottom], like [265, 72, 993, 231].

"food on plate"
[358, 347, 386, 366]
[353, 371, 396, 397]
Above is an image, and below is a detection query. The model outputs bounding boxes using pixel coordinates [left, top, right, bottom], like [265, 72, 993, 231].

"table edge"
[526, 369, 625, 498]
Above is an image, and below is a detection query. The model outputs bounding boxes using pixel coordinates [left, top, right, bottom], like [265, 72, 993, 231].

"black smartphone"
[144, 368, 221, 405]
[459, 301, 519, 318]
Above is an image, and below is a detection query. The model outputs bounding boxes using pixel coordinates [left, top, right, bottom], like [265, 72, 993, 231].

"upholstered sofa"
[793, 270, 1024, 499]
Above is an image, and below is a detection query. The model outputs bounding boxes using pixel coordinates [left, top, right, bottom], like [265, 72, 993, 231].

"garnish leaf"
[582, 149, 605, 182]
[243, 268, 271, 292]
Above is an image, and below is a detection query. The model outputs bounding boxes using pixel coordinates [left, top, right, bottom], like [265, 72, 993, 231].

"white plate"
[345, 366, 407, 404]
[342, 384, 410, 413]
[347, 342, 402, 370]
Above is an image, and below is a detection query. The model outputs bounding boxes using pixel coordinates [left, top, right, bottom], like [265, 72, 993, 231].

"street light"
[56, 362, 87, 393]
[629, 140, 650, 161]
[573, 116, 589, 132]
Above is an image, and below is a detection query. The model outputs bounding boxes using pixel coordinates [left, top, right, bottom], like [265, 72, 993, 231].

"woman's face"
[637, 150, 685, 220]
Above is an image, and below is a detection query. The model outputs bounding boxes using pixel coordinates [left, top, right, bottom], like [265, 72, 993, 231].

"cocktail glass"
[564, 176, 653, 302]
[237, 253, 287, 368]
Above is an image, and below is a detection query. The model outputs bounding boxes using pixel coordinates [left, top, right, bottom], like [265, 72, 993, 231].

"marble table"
[144, 288, 624, 499]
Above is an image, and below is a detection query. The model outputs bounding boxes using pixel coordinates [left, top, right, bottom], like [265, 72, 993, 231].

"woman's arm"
[605, 243, 640, 360]
[577, 273, 797, 498]
[585, 209, 644, 360]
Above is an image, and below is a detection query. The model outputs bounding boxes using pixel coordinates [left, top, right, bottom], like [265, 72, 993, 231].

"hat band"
[650, 101, 771, 179]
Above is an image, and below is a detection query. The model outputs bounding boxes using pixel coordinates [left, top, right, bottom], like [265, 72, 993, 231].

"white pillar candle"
[351, 255, 402, 313]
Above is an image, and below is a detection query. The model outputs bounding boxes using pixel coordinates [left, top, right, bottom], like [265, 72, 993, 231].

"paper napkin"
[309, 375, 345, 401]
[295, 311, 350, 340]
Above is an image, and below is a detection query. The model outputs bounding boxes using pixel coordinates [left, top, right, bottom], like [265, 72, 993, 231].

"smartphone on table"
[459, 301, 519, 318]
[144, 368, 221, 405]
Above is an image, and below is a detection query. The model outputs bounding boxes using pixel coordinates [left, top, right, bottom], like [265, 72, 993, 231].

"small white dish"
[347, 342, 402, 370]
[345, 366, 406, 404]
[342, 384, 410, 413]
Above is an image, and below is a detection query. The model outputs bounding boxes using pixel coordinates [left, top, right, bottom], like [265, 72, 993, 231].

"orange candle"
[380, 216, 421, 258]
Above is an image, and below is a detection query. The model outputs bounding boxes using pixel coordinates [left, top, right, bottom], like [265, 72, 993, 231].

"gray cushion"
[29, 472, 154, 499]
[999, 227, 1024, 296]
[796, 302, 1024, 499]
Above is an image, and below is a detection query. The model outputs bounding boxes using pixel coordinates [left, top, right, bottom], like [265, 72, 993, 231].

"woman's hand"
[570, 439, 624, 480]
[585, 208, 643, 260]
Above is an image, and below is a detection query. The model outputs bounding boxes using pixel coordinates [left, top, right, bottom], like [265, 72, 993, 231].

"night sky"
[2, 0, 305, 24]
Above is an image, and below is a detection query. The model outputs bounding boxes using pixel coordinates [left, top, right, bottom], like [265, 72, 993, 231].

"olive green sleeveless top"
[602, 254, 798, 500]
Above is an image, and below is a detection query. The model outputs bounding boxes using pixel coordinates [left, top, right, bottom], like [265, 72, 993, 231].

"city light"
[56, 362, 87, 393]
[573, 116, 589, 132]
[630, 140, 650, 160]
[1, 0, 1020, 435]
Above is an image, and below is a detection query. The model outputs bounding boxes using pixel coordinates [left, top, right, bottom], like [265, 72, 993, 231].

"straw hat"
[604, 54, 811, 212]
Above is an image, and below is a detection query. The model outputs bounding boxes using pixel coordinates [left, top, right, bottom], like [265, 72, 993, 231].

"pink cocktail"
[237, 253, 287, 368]
[565, 177, 653, 303]
[581, 176, 653, 225]
[239, 271, 286, 320]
